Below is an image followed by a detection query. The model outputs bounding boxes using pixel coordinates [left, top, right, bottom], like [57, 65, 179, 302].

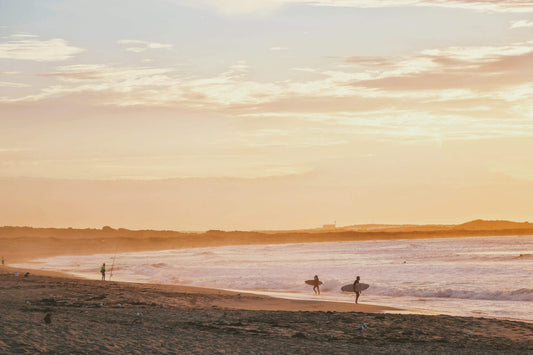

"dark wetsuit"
[313, 276, 320, 295]
[353, 279, 361, 304]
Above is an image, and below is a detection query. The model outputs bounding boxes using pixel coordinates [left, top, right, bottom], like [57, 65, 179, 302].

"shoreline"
[6, 263, 532, 325]
[3, 265, 398, 314]
[2, 267, 394, 313]
[0, 269, 531, 353]
[5, 234, 532, 324]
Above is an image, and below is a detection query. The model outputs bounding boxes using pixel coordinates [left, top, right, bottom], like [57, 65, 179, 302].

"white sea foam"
[13, 235, 533, 322]
[371, 286, 533, 302]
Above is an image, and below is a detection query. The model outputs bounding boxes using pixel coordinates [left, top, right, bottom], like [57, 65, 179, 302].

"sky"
[0, 0, 532, 230]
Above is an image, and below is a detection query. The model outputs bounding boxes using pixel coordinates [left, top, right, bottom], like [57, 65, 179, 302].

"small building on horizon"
[322, 221, 336, 230]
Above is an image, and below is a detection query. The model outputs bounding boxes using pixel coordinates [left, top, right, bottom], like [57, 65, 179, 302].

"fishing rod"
[109, 243, 118, 281]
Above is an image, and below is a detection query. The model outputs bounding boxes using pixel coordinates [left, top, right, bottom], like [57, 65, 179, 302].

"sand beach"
[1, 266, 531, 354]
[1, 225, 533, 353]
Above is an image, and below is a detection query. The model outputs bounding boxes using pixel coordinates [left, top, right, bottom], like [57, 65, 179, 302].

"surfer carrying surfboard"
[340, 279, 369, 301]
[353, 276, 361, 304]
[313, 275, 321, 295]
[305, 277, 323, 293]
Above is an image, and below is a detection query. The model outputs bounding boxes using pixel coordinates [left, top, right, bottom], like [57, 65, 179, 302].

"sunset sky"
[1, 0, 532, 230]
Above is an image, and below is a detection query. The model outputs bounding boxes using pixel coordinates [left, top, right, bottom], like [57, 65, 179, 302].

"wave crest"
[374, 287, 533, 302]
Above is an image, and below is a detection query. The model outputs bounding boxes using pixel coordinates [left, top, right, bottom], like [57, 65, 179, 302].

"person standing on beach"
[353, 276, 361, 304]
[1, 256, 4, 274]
[313, 275, 321, 295]
[100, 263, 106, 281]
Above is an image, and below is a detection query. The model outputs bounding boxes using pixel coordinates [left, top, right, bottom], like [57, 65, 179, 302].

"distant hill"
[285, 219, 532, 233]
[454, 219, 532, 230]
[1, 220, 532, 262]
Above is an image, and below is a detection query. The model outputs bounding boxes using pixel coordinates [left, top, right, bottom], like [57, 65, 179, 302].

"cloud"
[5, 41, 533, 106]
[310, 1, 533, 13]
[2, 41, 531, 109]
[0, 64, 175, 103]
[117, 39, 173, 53]
[47, 64, 173, 83]
[0, 148, 25, 153]
[0, 59, 358, 106]
[421, 45, 533, 62]
[1, 41, 532, 144]
[0, 81, 29, 88]
[0, 35, 84, 62]
[180, 0, 533, 15]
[237, 107, 533, 142]
[10, 34, 40, 38]
[346, 44, 533, 69]
[510, 20, 533, 28]
[180, 0, 290, 16]
[344, 42, 533, 92]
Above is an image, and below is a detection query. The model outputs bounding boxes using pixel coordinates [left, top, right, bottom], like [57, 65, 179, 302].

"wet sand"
[1, 269, 531, 354]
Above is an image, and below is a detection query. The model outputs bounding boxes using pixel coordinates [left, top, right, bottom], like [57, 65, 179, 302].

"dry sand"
[1, 268, 531, 354]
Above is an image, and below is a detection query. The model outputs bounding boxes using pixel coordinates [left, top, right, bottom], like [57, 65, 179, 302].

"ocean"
[14, 235, 533, 322]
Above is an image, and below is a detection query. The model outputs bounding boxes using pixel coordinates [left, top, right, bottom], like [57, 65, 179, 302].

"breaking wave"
[373, 286, 533, 302]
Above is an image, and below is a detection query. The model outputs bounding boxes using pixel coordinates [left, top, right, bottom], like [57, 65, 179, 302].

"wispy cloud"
[182, 0, 533, 15]
[309, 1, 533, 13]
[117, 39, 173, 53]
[0, 35, 84, 62]
[0, 147, 25, 153]
[1, 41, 532, 143]
[510, 20, 533, 28]
[0, 81, 30, 88]
[46, 64, 173, 83]
[344, 42, 533, 92]
[10, 34, 39, 38]
[179, 0, 290, 16]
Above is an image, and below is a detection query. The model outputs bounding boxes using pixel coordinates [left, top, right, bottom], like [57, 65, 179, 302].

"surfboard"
[305, 280, 323, 286]
[341, 283, 369, 292]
